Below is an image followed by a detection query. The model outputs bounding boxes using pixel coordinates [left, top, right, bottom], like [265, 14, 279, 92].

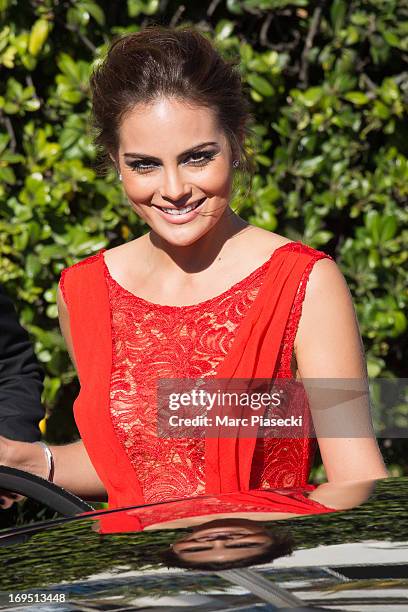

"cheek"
[198, 159, 232, 194]
[199, 162, 232, 195]
[122, 175, 156, 205]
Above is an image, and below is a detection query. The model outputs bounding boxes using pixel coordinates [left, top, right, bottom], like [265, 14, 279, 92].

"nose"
[159, 165, 191, 204]
[194, 534, 240, 542]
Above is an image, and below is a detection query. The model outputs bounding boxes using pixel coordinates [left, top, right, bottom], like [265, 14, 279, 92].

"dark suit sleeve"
[0, 284, 45, 442]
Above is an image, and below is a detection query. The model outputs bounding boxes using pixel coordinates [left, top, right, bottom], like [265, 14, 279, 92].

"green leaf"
[0, 166, 15, 184]
[302, 87, 323, 107]
[330, 0, 347, 33]
[383, 31, 400, 48]
[250, 89, 263, 102]
[296, 155, 325, 177]
[215, 20, 235, 40]
[24, 98, 41, 112]
[247, 74, 274, 97]
[81, 0, 106, 26]
[28, 19, 50, 56]
[367, 358, 384, 378]
[3, 101, 19, 113]
[25, 253, 42, 278]
[393, 311, 407, 335]
[311, 231, 334, 246]
[128, 0, 159, 17]
[344, 91, 370, 105]
[380, 216, 398, 242]
[255, 154, 272, 166]
[365, 210, 381, 244]
[227, 0, 243, 14]
[57, 53, 81, 82]
[46, 304, 59, 319]
[38, 349, 52, 363]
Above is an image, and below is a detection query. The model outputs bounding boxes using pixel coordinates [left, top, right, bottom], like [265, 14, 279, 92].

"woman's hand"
[0, 436, 18, 508]
[0, 434, 47, 509]
[0, 435, 107, 505]
[0, 489, 24, 510]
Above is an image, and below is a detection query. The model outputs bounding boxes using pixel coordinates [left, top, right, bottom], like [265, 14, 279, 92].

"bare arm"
[295, 258, 388, 482]
[308, 479, 377, 510]
[0, 287, 107, 504]
[50, 286, 107, 499]
[0, 434, 107, 502]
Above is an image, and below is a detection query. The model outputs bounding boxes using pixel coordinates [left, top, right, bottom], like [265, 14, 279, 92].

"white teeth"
[159, 199, 204, 215]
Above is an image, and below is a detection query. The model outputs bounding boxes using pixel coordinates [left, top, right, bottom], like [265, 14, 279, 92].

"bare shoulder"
[247, 226, 294, 248]
[303, 256, 350, 299]
[298, 257, 355, 333]
[243, 226, 295, 258]
[295, 257, 366, 378]
[103, 237, 147, 273]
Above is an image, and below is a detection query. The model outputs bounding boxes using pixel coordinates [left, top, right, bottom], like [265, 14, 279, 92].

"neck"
[146, 207, 250, 275]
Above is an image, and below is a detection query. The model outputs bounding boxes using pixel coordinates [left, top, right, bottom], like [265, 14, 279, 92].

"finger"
[0, 490, 19, 499]
[0, 497, 15, 510]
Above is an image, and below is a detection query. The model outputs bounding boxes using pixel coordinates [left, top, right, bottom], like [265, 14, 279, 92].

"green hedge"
[0, 1, 407, 472]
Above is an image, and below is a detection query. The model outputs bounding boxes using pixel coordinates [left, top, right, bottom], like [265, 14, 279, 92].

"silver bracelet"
[36, 441, 55, 483]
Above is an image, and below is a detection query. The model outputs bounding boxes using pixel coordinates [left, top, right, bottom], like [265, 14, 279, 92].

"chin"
[154, 226, 212, 247]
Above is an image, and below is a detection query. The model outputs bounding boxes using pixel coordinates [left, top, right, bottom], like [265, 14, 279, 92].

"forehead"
[118, 97, 224, 152]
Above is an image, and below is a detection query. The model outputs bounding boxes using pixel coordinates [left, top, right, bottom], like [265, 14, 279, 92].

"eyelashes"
[126, 151, 217, 174]
[183, 542, 260, 552]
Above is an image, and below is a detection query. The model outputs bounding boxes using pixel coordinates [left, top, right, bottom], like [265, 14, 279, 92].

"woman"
[0, 26, 387, 514]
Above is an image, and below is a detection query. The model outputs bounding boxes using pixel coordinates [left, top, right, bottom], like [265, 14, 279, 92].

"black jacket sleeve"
[0, 283, 45, 442]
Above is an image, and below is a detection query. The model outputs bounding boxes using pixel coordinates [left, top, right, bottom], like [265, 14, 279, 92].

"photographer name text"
[168, 414, 303, 427]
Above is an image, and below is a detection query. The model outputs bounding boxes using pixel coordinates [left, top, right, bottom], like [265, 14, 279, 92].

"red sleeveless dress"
[60, 240, 333, 531]
[104, 249, 312, 503]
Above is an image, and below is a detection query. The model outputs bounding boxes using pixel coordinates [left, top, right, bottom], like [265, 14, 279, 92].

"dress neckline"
[101, 240, 302, 312]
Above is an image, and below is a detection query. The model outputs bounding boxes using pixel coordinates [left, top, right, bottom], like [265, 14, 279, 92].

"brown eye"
[126, 150, 216, 174]
[186, 151, 216, 166]
[127, 160, 157, 174]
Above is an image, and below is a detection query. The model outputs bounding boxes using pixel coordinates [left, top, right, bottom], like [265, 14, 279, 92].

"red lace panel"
[129, 488, 331, 530]
[104, 249, 319, 504]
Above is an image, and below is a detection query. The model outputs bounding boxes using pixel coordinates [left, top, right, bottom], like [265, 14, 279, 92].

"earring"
[118, 173, 122, 181]
[232, 160, 239, 168]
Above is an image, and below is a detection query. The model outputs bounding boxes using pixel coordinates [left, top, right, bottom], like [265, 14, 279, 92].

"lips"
[152, 197, 207, 224]
[153, 198, 206, 215]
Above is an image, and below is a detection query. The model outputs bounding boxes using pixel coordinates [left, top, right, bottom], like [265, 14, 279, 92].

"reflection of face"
[116, 97, 234, 248]
[172, 519, 273, 564]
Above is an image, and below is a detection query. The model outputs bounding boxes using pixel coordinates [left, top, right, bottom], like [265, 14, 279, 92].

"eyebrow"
[123, 141, 219, 162]
[182, 541, 262, 554]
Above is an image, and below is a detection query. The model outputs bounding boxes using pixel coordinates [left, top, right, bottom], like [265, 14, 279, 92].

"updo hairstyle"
[89, 25, 254, 177]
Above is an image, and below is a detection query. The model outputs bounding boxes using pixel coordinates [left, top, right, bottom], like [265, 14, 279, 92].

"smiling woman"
[110, 98, 236, 252]
[0, 25, 387, 521]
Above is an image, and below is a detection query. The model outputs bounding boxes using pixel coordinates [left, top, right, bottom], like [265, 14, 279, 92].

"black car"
[0, 469, 407, 611]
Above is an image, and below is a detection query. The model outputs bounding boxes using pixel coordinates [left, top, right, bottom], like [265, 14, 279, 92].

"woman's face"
[115, 97, 235, 247]
[171, 519, 273, 565]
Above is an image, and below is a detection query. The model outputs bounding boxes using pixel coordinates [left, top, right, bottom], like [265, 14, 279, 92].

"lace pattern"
[58, 244, 330, 503]
[105, 244, 320, 503]
[106, 258, 269, 503]
[131, 487, 330, 529]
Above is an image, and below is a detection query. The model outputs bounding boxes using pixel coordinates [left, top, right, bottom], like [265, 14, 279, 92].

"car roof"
[0, 476, 407, 610]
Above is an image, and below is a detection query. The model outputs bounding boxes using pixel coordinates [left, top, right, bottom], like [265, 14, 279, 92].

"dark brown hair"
[89, 25, 254, 176]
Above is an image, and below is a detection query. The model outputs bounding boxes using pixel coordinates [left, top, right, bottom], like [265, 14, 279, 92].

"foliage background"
[0, 0, 407, 477]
